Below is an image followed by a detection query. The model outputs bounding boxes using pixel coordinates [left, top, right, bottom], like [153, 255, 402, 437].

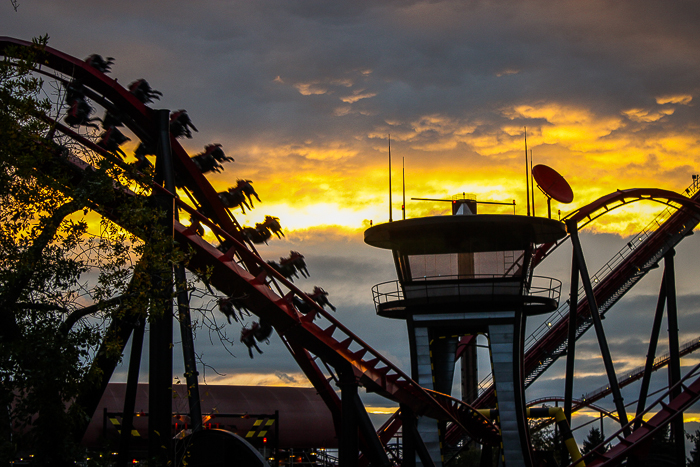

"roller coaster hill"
[3, 36, 700, 467]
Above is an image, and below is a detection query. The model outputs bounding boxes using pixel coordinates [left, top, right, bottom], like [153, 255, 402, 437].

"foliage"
[0, 37, 174, 466]
[581, 426, 607, 456]
[687, 428, 700, 467]
[641, 425, 680, 467]
[528, 421, 564, 466]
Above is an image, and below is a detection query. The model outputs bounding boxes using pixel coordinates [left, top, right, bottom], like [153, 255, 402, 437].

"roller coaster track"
[474, 185, 700, 408]
[0, 37, 500, 451]
[523, 334, 700, 432]
[574, 363, 700, 467]
[8, 36, 700, 464]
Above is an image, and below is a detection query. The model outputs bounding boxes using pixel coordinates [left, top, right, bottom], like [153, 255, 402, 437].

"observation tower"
[365, 198, 566, 467]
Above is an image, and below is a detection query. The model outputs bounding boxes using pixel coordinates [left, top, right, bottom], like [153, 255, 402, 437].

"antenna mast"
[402, 157, 406, 220]
[389, 134, 393, 222]
[530, 149, 535, 217]
[525, 127, 530, 216]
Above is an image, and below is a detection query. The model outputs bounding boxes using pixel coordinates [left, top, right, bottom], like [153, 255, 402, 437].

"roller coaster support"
[568, 221, 630, 437]
[665, 250, 685, 466]
[339, 372, 360, 467]
[634, 269, 666, 425]
[337, 368, 392, 467]
[169, 154, 204, 433]
[400, 403, 436, 467]
[564, 234, 580, 426]
[149, 109, 175, 462]
[401, 404, 417, 467]
[633, 249, 685, 464]
[74, 266, 150, 444]
[118, 316, 145, 467]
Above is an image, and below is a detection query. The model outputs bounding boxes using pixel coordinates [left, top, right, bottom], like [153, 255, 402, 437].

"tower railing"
[371, 275, 561, 312]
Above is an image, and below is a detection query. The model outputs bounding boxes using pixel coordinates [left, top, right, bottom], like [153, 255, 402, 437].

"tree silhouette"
[581, 426, 607, 456]
[0, 37, 172, 466]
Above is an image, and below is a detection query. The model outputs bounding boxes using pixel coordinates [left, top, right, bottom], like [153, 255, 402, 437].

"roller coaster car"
[84, 54, 114, 73]
[128, 79, 162, 104]
[191, 144, 233, 174]
[170, 109, 198, 139]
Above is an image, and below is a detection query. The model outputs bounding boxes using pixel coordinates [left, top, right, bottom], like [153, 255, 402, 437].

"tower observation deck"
[365, 208, 566, 467]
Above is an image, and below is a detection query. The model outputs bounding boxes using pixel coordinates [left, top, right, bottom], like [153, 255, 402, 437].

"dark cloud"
[7, 0, 700, 145]
[5, 1, 700, 425]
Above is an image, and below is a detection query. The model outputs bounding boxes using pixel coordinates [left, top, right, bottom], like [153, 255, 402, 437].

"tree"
[528, 422, 563, 466]
[687, 428, 700, 467]
[581, 426, 607, 456]
[0, 37, 172, 466]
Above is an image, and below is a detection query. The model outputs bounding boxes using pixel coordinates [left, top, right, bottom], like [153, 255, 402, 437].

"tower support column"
[410, 325, 443, 467]
[489, 320, 531, 467]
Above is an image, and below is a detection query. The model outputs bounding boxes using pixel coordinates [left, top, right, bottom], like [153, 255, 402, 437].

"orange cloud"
[204, 372, 313, 387]
[340, 90, 377, 103]
[656, 94, 693, 105]
[294, 82, 329, 95]
[623, 107, 675, 122]
[180, 97, 699, 238]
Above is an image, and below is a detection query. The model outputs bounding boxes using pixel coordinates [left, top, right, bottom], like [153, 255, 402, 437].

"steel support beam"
[75, 269, 147, 443]
[570, 225, 630, 436]
[339, 373, 360, 467]
[401, 404, 437, 467]
[401, 403, 418, 467]
[353, 390, 391, 467]
[634, 270, 667, 428]
[562, 240, 580, 467]
[664, 251, 685, 466]
[117, 317, 145, 467]
[149, 109, 174, 462]
[564, 227, 580, 425]
[408, 325, 442, 467]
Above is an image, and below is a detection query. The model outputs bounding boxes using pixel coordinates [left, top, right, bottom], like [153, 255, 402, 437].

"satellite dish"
[532, 165, 574, 203]
[532, 164, 573, 219]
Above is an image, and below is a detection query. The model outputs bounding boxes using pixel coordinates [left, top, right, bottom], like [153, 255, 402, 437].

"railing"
[371, 275, 561, 312]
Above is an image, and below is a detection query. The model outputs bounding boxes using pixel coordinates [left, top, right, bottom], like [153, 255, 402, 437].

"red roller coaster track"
[475, 187, 700, 407]
[0, 37, 500, 455]
[5, 36, 700, 465]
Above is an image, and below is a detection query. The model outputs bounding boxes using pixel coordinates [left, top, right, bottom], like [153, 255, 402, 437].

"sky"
[3, 0, 700, 444]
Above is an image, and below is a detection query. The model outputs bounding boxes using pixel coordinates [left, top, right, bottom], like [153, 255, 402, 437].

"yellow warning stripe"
[245, 417, 275, 438]
[109, 416, 140, 437]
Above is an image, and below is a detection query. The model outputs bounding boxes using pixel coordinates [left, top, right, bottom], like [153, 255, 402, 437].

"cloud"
[204, 371, 313, 387]
[6, 0, 699, 234]
[5, 0, 700, 430]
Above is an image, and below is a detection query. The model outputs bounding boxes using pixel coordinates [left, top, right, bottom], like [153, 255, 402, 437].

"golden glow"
[574, 410, 700, 424]
[294, 82, 330, 96]
[114, 97, 700, 238]
[656, 94, 693, 105]
[340, 90, 377, 103]
[366, 406, 399, 415]
[236, 202, 380, 232]
[623, 107, 674, 122]
[205, 372, 314, 387]
[294, 78, 353, 96]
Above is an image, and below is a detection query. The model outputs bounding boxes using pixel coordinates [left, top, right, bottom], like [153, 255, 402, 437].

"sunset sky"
[3, 0, 700, 438]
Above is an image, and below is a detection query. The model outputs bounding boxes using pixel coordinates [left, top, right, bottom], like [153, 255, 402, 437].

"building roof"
[364, 214, 566, 254]
[82, 383, 337, 449]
